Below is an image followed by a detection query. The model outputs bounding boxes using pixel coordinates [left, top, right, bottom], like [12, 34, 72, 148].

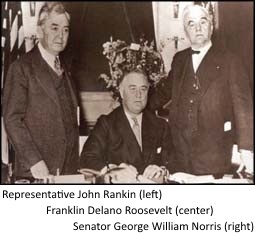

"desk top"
[11, 172, 253, 184]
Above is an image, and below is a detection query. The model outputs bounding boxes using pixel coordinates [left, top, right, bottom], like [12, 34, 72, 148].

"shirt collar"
[123, 108, 143, 128]
[191, 40, 212, 56]
[38, 42, 57, 70]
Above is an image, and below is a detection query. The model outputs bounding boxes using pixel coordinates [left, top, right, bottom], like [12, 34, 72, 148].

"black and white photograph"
[1, 1, 254, 184]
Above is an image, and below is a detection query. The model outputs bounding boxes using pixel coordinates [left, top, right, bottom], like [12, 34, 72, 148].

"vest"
[48, 68, 78, 174]
[176, 57, 204, 137]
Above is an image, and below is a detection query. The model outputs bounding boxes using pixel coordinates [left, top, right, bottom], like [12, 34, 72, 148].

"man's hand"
[100, 164, 118, 175]
[118, 163, 138, 176]
[143, 164, 164, 179]
[30, 160, 49, 179]
[103, 163, 138, 183]
[237, 150, 254, 174]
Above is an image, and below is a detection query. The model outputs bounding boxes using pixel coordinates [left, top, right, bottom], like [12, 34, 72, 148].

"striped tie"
[54, 56, 63, 76]
[132, 117, 142, 149]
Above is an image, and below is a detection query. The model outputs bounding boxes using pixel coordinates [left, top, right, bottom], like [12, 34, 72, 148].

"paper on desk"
[168, 172, 253, 184]
[137, 175, 157, 184]
[169, 172, 215, 184]
[213, 178, 251, 184]
[53, 174, 90, 184]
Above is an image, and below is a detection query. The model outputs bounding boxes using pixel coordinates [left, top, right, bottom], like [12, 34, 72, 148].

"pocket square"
[157, 147, 162, 154]
[224, 121, 231, 132]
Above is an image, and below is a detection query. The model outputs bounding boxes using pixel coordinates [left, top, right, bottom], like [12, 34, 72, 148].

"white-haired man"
[3, 2, 79, 180]
[149, 4, 253, 176]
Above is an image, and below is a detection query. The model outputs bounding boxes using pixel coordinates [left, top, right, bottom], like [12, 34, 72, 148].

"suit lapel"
[31, 47, 61, 109]
[195, 46, 222, 107]
[141, 110, 158, 164]
[61, 62, 78, 108]
[175, 50, 191, 104]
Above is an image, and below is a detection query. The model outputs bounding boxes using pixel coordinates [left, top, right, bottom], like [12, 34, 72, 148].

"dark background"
[218, 2, 253, 96]
[62, 2, 253, 96]
[64, 2, 155, 91]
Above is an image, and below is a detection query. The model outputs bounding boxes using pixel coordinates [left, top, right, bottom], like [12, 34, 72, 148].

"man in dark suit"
[149, 5, 253, 175]
[80, 70, 171, 182]
[3, 2, 79, 179]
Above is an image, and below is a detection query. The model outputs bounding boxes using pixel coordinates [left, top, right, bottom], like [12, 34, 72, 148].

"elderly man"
[3, 2, 79, 180]
[80, 69, 171, 182]
[149, 5, 253, 175]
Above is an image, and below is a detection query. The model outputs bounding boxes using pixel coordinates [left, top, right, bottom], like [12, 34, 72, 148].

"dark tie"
[191, 49, 201, 55]
[54, 56, 63, 76]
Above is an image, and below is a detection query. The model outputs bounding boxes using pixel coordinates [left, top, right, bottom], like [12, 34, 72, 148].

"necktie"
[132, 117, 142, 149]
[54, 56, 63, 76]
[191, 49, 200, 55]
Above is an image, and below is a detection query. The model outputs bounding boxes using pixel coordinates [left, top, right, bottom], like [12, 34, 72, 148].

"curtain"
[1, 1, 25, 165]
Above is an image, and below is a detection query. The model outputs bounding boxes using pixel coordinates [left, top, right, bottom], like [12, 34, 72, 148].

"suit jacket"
[149, 45, 253, 174]
[80, 106, 172, 174]
[3, 46, 79, 178]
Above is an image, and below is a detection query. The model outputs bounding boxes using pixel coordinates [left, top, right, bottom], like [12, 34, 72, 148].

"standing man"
[80, 69, 171, 182]
[3, 2, 79, 179]
[149, 5, 253, 175]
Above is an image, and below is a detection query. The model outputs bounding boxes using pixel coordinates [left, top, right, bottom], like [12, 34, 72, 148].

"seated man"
[80, 69, 172, 183]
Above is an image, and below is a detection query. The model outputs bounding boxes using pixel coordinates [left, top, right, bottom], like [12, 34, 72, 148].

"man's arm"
[79, 116, 110, 171]
[148, 70, 173, 111]
[143, 119, 172, 180]
[161, 120, 173, 169]
[228, 54, 253, 150]
[3, 60, 45, 174]
[228, 54, 253, 173]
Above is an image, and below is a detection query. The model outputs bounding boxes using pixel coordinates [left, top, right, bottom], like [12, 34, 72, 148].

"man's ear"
[210, 22, 214, 34]
[119, 84, 124, 99]
[36, 25, 44, 39]
[183, 25, 189, 40]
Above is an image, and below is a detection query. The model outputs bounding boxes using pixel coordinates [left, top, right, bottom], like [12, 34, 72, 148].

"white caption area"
[0, 185, 254, 235]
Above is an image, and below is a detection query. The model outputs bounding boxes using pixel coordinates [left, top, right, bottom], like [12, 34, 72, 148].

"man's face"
[120, 72, 149, 115]
[40, 12, 69, 55]
[184, 7, 213, 49]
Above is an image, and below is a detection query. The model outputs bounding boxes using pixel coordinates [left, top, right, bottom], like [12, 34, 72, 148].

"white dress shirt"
[38, 42, 56, 71]
[191, 40, 212, 73]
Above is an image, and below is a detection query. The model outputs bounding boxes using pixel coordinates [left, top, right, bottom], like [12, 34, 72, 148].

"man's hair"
[119, 68, 149, 86]
[37, 2, 70, 26]
[182, 4, 212, 25]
